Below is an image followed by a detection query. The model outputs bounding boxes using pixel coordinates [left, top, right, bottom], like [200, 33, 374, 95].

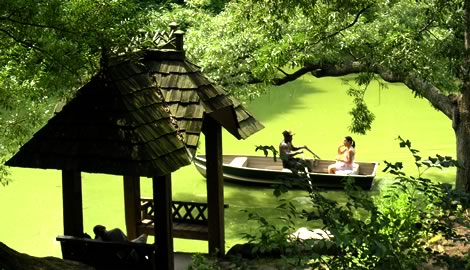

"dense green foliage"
[223, 138, 468, 269]
[0, 1, 233, 184]
[1, 2, 468, 267]
[1, 1, 468, 189]
[0, 0, 220, 171]
[183, 138, 470, 269]
[166, 0, 470, 191]
[175, 0, 463, 129]
[186, 139, 468, 269]
[0, 0, 155, 184]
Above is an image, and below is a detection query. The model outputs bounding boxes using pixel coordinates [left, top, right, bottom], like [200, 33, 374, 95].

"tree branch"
[0, 29, 84, 77]
[249, 5, 373, 86]
[273, 62, 456, 119]
[272, 64, 322, 84]
[323, 5, 373, 42]
[269, 5, 373, 84]
[0, 13, 73, 34]
[316, 63, 456, 119]
[309, 4, 373, 47]
[0, 28, 46, 54]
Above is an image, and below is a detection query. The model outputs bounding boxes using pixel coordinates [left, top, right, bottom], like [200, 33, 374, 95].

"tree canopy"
[1, 0, 468, 191]
[163, 0, 469, 191]
[173, 0, 462, 131]
[0, 0, 155, 184]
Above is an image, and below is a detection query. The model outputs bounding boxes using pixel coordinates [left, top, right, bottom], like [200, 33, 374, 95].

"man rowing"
[279, 130, 306, 170]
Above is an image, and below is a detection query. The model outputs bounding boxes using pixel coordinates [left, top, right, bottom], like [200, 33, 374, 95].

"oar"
[304, 146, 321, 159]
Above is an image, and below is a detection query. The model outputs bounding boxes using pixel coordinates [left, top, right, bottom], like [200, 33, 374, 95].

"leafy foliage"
[169, 0, 377, 91]
[151, 0, 470, 191]
[347, 86, 375, 134]
[241, 201, 300, 257]
[188, 253, 222, 270]
[167, 0, 465, 135]
[1, 1, 468, 191]
[234, 138, 468, 269]
[255, 145, 278, 162]
[0, 0, 160, 185]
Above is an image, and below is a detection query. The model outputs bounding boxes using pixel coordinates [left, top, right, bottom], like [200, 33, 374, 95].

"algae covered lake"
[0, 75, 456, 257]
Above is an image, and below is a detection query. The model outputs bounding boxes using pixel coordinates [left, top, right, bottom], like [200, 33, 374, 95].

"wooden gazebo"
[5, 24, 263, 270]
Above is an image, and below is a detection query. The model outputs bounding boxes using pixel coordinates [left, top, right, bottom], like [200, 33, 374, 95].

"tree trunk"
[455, 85, 470, 192]
[458, 0, 470, 192]
[455, 106, 470, 192]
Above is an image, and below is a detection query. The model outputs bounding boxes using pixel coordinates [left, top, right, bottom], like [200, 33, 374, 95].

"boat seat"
[353, 164, 360, 174]
[265, 165, 283, 170]
[229, 157, 248, 167]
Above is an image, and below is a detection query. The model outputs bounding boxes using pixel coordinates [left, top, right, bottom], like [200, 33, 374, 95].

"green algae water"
[0, 75, 456, 257]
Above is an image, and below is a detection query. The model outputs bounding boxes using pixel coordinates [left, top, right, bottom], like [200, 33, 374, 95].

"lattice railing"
[140, 198, 211, 225]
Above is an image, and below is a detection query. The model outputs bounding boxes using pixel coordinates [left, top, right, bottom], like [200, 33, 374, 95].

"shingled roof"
[142, 49, 264, 153]
[5, 29, 263, 177]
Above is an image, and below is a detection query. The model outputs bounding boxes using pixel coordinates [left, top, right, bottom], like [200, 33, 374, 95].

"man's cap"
[282, 130, 295, 136]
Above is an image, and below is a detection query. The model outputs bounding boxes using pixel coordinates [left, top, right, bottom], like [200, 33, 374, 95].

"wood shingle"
[6, 69, 190, 177]
[6, 46, 263, 176]
[4, 25, 263, 270]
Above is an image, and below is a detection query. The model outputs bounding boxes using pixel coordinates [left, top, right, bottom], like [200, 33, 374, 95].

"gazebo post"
[204, 116, 225, 256]
[123, 175, 141, 240]
[61, 170, 83, 236]
[5, 24, 264, 270]
[153, 174, 174, 270]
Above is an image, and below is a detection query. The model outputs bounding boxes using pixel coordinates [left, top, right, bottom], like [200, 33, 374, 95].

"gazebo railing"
[138, 198, 228, 240]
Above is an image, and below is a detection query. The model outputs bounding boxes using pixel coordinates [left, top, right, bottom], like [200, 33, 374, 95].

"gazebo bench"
[56, 235, 156, 270]
[138, 199, 229, 241]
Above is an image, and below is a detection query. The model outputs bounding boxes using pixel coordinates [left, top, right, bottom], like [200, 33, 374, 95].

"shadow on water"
[245, 77, 328, 123]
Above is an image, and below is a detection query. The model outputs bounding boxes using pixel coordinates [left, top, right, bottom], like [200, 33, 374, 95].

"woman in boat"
[279, 130, 306, 170]
[328, 136, 356, 174]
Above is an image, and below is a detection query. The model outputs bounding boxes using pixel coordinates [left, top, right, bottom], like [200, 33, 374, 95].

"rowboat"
[193, 155, 379, 190]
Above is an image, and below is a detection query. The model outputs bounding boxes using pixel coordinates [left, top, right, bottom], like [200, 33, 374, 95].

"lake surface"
[0, 75, 456, 257]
